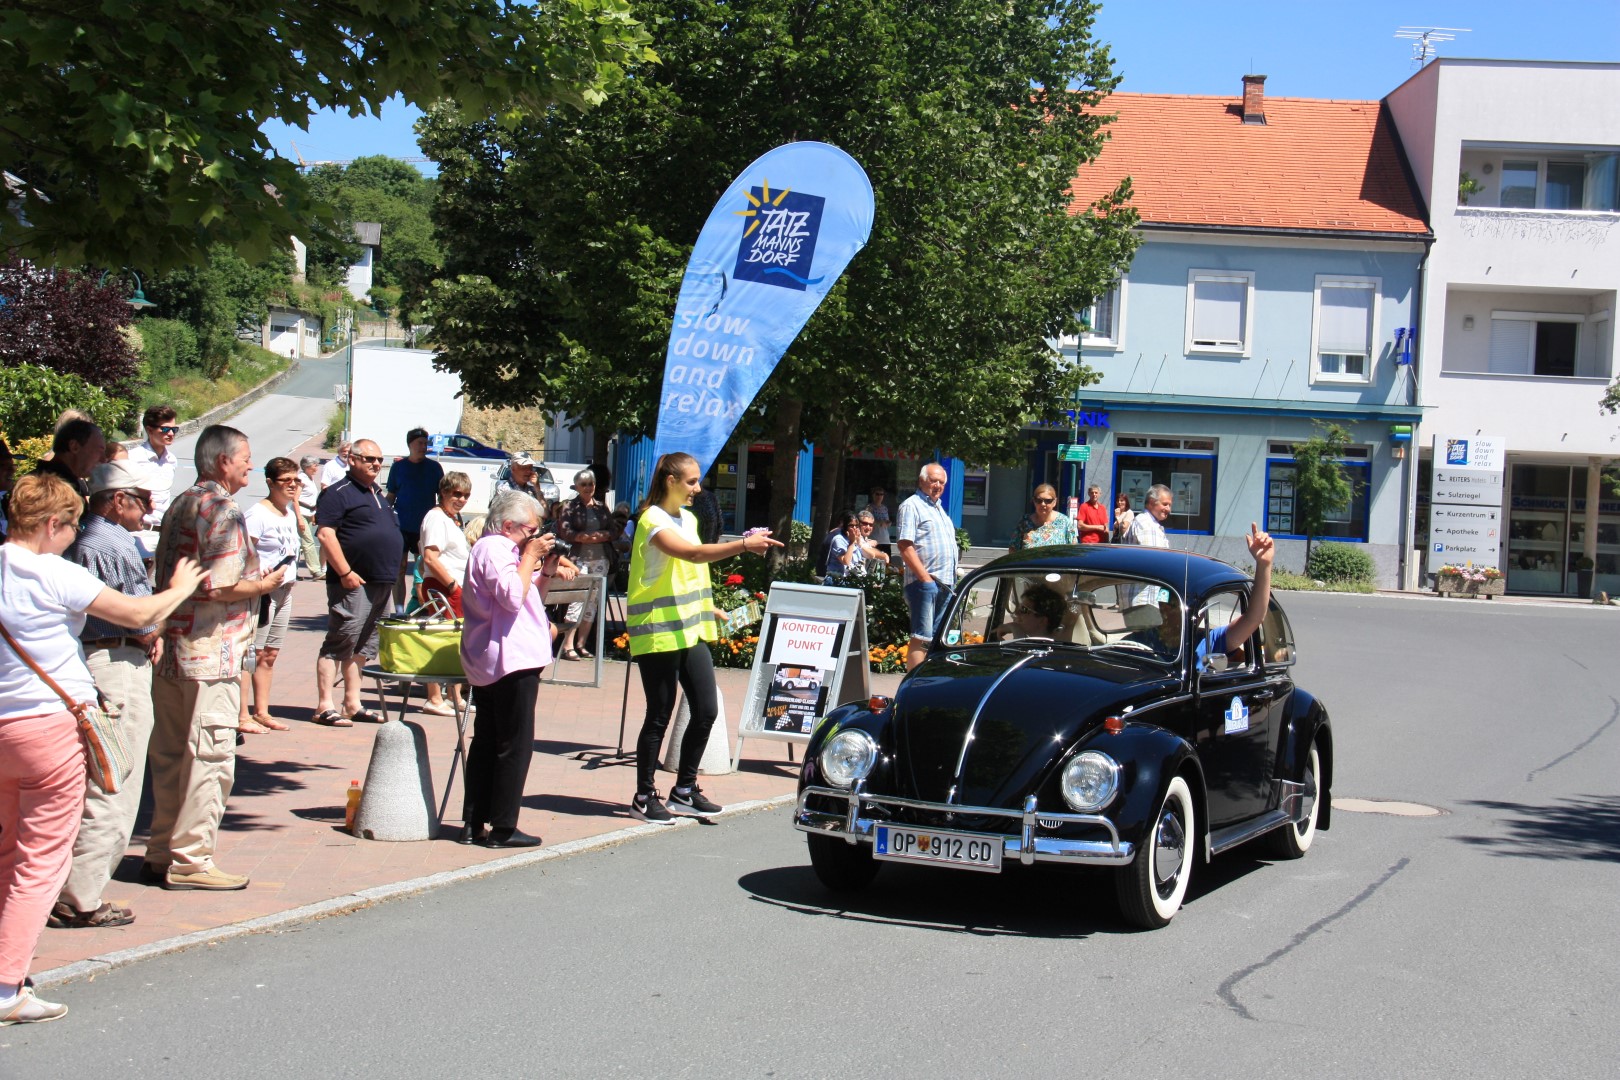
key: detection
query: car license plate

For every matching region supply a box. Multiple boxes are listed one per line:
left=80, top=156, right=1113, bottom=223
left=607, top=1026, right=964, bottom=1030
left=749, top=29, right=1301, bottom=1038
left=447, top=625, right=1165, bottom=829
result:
left=873, top=824, right=1003, bottom=873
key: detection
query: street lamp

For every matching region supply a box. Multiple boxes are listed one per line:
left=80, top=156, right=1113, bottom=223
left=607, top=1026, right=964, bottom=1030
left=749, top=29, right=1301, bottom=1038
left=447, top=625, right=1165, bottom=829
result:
left=98, top=268, right=158, bottom=310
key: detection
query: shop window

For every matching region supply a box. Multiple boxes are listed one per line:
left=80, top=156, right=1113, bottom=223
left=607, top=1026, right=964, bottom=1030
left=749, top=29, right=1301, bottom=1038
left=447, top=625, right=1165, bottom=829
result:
left=1115, top=441, right=1217, bottom=535
left=1185, top=270, right=1254, bottom=355
left=1312, top=276, right=1378, bottom=384
left=1263, top=457, right=1371, bottom=542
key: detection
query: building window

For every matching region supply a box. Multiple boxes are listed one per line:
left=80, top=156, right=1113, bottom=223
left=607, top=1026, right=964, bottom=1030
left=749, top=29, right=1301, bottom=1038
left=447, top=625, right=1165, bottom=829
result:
left=1082, top=279, right=1125, bottom=349
left=1264, top=455, right=1371, bottom=543
left=1488, top=311, right=1586, bottom=377
left=1312, top=276, right=1379, bottom=384
left=1185, top=270, right=1254, bottom=355
left=1115, top=440, right=1218, bottom=535
left=1480, top=152, right=1620, bottom=212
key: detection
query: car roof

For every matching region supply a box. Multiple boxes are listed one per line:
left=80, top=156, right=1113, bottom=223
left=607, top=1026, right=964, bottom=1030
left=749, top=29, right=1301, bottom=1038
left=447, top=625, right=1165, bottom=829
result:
left=975, top=544, right=1253, bottom=599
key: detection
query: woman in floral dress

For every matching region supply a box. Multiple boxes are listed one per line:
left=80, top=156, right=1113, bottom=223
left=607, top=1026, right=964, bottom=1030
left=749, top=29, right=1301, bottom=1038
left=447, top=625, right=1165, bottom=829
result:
left=1008, top=483, right=1078, bottom=552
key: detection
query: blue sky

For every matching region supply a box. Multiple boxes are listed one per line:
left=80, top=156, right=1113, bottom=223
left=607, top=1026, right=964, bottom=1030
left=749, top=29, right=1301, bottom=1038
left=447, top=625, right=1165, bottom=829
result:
left=259, top=0, right=1620, bottom=174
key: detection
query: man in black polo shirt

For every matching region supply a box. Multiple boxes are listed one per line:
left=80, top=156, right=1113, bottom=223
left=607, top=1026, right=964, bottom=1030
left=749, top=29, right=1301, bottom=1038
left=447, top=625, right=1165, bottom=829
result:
left=312, top=438, right=403, bottom=725
left=31, top=418, right=105, bottom=502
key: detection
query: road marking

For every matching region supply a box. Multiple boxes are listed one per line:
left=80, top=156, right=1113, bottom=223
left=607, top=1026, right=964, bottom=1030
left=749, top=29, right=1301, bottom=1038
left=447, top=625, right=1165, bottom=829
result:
left=1332, top=798, right=1445, bottom=817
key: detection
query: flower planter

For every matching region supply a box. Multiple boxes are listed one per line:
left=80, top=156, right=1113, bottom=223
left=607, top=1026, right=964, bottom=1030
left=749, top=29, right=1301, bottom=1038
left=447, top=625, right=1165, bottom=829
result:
left=1436, top=573, right=1505, bottom=599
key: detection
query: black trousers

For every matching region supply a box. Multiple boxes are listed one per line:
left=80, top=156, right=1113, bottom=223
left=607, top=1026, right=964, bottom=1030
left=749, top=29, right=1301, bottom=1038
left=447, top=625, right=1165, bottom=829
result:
left=635, top=643, right=719, bottom=794
left=463, top=667, right=541, bottom=830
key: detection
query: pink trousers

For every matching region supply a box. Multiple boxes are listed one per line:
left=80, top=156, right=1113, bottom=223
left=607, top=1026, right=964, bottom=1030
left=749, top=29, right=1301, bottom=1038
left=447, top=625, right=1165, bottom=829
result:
left=0, top=710, right=86, bottom=984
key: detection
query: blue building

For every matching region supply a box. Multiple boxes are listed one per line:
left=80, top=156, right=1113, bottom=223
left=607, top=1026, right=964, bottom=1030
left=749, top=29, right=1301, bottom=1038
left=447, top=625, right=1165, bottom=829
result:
left=971, top=76, right=1432, bottom=586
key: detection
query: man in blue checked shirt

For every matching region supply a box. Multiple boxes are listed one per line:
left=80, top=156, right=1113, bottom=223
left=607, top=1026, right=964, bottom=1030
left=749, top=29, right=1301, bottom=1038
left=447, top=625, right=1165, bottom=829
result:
left=897, top=462, right=958, bottom=671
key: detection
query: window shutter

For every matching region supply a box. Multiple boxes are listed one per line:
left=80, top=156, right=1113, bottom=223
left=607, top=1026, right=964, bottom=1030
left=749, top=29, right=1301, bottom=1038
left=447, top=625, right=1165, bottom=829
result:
left=1488, top=318, right=1533, bottom=373
left=1318, top=285, right=1373, bottom=355
left=1192, top=279, right=1246, bottom=345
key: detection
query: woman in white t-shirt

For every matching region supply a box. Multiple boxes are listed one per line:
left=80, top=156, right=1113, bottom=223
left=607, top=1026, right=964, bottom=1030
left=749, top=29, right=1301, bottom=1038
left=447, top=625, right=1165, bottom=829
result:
left=0, top=474, right=203, bottom=1026
left=238, top=457, right=301, bottom=734
left=417, top=472, right=473, bottom=716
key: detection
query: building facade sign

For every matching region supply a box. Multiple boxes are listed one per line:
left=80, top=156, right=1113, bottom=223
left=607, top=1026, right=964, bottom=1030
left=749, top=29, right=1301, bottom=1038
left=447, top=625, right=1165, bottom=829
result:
left=1428, top=434, right=1505, bottom=573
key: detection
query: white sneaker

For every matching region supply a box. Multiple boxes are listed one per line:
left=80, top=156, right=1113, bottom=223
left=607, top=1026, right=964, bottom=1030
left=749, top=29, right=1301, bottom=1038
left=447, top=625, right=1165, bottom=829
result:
left=0, top=987, right=68, bottom=1026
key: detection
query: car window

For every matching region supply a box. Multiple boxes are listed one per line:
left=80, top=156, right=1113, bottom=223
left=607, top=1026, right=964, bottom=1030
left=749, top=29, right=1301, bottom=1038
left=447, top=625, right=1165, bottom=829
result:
left=940, top=570, right=1183, bottom=661
left=1258, top=597, right=1296, bottom=668
left=1196, top=588, right=1250, bottom=674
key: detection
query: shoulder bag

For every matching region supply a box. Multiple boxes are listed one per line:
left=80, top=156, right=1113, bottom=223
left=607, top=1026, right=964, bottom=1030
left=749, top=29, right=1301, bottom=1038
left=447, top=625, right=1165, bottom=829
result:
left=0, top=621, right=132, bottom=794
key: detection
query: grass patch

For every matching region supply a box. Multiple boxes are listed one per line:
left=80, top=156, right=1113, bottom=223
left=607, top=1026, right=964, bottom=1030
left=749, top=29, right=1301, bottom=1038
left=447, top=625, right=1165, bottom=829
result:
left=1270, top=569, right=1377, bottom=594
left=143, top=346, right=289, bottom=429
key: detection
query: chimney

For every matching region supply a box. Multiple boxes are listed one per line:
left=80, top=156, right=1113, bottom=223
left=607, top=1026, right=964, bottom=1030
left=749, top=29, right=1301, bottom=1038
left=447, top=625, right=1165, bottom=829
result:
left=1241, top=74, right=1267, bottom=125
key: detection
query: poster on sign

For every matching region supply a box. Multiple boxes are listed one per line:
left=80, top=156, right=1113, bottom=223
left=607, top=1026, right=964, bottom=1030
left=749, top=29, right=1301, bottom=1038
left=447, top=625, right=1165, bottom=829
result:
left=763, top=666, right=826, bottom=734
left=735, top=582, right=870, bottom=766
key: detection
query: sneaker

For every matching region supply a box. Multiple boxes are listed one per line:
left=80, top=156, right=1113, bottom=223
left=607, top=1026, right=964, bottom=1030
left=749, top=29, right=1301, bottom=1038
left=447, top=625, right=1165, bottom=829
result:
left=0, top=987, right=68, bottom=1026
left=668, top=786, right=723, bottom=817
left=630, top=790, right=675, bottom=825
left=163, top=866, right=250, bottom=891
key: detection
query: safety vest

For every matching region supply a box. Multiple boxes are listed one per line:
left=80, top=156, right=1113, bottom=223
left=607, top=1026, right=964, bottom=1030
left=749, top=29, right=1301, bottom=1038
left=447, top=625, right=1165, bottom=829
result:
left=627, top=506, right=717, bottom=656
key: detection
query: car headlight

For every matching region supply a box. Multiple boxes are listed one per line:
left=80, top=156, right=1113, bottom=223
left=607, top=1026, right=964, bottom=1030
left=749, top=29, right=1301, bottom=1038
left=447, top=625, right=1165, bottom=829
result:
left=819, top=730, right=878, bottom=788
left=1060, top=751, right=1120, bottom=812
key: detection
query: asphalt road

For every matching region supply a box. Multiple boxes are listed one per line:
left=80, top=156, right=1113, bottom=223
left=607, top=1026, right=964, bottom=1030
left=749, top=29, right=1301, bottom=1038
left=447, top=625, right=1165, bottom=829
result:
left=5, top=593, right=1616, bottom=1077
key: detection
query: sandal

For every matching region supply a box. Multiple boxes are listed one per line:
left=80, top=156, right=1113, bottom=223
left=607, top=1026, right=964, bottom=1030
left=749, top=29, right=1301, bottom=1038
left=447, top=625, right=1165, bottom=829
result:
left=349, top=709, right=385, bottom=724
left=238, top=717, right=270, bottom=735
left=313, top=709, right=354, bottom=727
left=46, top=900, right=135, bottom=929
left=559, top=648, right=582, bottom=662
left=254, top=714, right=290, bottom=731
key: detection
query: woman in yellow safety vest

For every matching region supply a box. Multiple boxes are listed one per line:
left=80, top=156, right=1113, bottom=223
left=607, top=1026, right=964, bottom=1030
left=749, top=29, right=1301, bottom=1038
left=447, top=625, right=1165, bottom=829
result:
left=628, top=452, right=781, bottom=823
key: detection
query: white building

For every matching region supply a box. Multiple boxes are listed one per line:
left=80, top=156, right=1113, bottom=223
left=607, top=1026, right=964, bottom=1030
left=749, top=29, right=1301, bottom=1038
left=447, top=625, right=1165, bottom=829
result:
left=1386, top=59, right=1620, bottom=597
left=344, top=221, right=381, bottom=302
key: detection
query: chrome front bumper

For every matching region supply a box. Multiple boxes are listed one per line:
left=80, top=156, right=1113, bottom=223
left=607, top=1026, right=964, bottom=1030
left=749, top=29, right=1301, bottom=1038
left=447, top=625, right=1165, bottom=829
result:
left=794, top=782, right=1136, bottom=867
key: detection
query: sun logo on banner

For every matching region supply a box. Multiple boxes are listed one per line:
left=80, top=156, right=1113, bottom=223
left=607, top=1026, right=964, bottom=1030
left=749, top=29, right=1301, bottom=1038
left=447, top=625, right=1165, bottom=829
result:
left=733, top=177, right=826, bottom=292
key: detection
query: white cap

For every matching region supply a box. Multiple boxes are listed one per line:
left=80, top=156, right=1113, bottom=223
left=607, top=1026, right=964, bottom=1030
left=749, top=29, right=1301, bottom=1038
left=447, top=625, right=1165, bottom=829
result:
left=89, top=460, right=157, bottom=496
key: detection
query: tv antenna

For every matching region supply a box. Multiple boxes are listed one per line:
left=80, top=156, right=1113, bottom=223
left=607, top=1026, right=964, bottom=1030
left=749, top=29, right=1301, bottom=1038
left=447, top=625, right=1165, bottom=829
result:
left=1395, top=27, right=1471, bottom=66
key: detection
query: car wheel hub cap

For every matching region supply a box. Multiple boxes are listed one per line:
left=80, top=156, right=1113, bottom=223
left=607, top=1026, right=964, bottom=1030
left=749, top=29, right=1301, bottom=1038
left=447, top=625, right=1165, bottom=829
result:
left=1154, top=807, right=1185, bottom=886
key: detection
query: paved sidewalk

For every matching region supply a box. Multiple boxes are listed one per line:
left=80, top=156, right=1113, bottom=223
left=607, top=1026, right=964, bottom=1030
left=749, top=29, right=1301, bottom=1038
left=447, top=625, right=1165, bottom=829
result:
left=34, top=568, right=899, bottom=979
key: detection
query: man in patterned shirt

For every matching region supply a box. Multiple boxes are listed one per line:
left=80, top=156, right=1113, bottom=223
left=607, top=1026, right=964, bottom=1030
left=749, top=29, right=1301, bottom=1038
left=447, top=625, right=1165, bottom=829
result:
left=897, top=462, right=958, bottom=671
left=145, top=425, right=287, bottom=892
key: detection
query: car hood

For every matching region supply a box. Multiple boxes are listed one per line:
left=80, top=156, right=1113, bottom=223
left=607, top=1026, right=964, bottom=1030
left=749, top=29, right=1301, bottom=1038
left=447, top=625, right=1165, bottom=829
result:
left=890, top=648, right=1179, bottom=808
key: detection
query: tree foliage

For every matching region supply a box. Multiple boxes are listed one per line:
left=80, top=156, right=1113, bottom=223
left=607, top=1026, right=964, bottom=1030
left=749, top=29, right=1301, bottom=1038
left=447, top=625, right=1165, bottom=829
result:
left=0, top=362, right=128, bottom=441
left=147, top=245, right=292, bottom=376
left=301, top=158, right=441, bottom=312
left=420, top=0, right=1138, bottom=537
left=0, top=0, right=655, bottom=272
left=1290, top=423, right=1357, bottom=565
left=0, top=259, right=140, bottom=394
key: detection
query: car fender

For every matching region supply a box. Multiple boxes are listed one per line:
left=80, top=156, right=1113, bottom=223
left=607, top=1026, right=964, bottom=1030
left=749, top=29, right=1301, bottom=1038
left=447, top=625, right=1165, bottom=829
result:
left=1068, top=723, right=1208, bottom=859
left=1275, top=688, right=1333, bottom=831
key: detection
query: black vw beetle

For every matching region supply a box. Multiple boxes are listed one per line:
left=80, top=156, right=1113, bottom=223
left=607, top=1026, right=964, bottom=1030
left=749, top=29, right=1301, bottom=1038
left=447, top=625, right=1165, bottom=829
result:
left=794, top=545, right=1331, bottom=928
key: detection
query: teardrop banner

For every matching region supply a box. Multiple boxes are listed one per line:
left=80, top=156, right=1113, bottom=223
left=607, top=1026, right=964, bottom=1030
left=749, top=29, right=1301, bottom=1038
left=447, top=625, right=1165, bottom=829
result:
left=652, top=142, right=875, bottom=475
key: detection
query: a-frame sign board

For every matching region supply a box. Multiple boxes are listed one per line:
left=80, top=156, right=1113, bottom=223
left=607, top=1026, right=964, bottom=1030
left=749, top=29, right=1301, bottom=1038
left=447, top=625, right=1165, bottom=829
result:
left=732, top=582, right=870, bottom=769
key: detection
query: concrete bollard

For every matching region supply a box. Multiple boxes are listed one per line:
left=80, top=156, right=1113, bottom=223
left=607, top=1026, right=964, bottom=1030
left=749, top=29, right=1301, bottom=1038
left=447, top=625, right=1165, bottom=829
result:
left=353, top=719, right=439, bottom=841
left=660, top=686, right=734, bottom=776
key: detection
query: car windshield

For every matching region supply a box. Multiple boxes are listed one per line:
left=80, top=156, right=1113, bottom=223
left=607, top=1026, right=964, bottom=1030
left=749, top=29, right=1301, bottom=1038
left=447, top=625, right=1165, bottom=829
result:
left=941, top=569, right=1186, bottom=663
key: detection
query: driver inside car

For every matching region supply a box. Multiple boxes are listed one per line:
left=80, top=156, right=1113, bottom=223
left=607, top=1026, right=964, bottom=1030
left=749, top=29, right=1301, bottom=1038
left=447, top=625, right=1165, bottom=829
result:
left=1127, top=524, right=1275, bottom=665
left=991, top=582, right=1066, bottom=640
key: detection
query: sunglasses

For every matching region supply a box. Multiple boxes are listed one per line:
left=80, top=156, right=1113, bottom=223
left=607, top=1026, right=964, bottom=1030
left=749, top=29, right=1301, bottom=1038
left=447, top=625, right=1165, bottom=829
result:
left=353, top=454, right=384, bottom=465
left=1033, top=497, right=1056, bottom=506
left=154, top=425, right=180, bottom=435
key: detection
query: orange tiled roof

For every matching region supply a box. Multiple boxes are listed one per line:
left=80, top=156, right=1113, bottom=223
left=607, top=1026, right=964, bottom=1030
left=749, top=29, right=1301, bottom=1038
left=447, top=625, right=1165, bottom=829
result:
left=1068, top=92, right=1429, bottom=235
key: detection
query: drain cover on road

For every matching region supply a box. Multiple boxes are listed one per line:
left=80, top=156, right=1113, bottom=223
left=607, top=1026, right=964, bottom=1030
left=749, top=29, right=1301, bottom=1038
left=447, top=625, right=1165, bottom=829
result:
left=1332, top=798, right=1446, bottom=817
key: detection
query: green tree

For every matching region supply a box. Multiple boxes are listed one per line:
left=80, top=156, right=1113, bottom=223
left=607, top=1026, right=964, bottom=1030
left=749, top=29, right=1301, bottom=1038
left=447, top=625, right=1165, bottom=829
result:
left=148, top=245, right=293, bottom=376
left=0, top=0, right=654, bottom=273
left=299, top=158, right=441, bottom=313
left=419, top=0, right=1138, bottom=546
left=1290, top=423, right=1357, bottom=568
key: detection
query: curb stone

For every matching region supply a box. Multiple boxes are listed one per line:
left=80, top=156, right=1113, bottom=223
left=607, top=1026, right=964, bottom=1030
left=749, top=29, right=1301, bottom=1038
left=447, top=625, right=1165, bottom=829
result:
left=32, top=793, right=797, bottom=990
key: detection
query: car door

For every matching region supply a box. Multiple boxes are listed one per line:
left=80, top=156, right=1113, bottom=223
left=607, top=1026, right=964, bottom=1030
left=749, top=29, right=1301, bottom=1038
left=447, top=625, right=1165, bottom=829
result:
left=1255, top=596, right=1299, bottom=811
left=1192, top=588, right=1276, bottom=827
